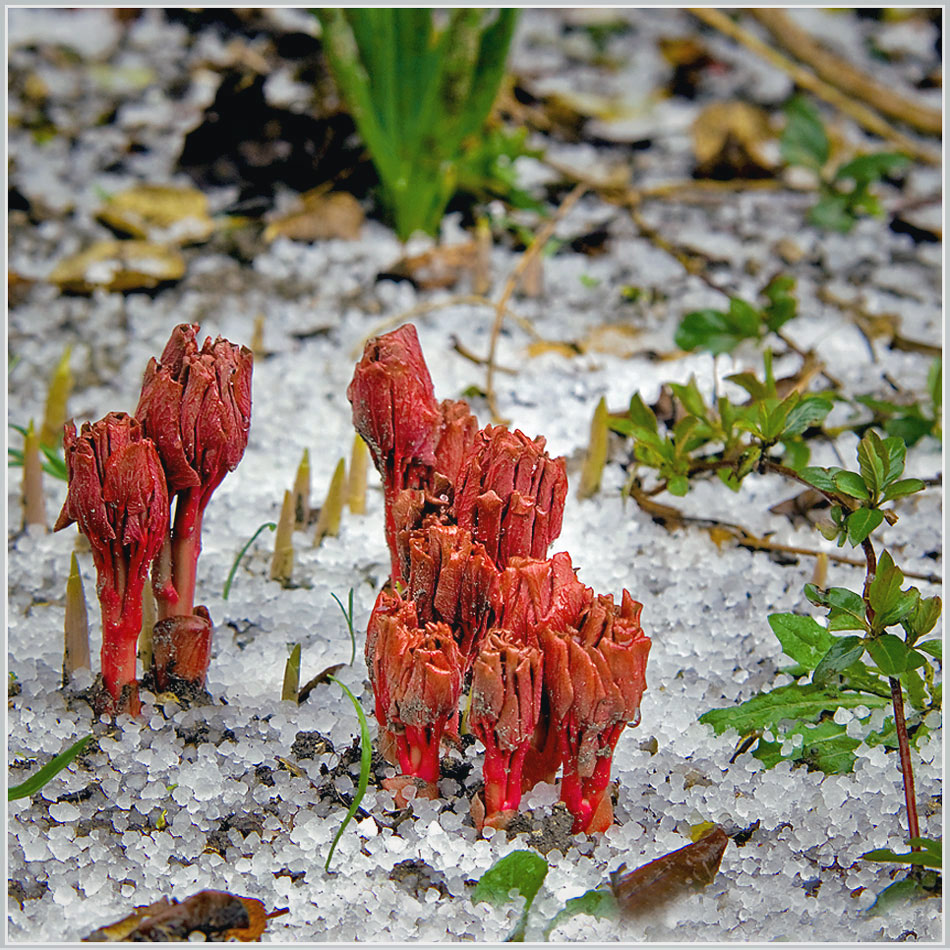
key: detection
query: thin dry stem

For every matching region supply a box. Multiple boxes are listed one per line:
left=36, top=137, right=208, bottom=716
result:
left=689, top=8, right=940, bottom=166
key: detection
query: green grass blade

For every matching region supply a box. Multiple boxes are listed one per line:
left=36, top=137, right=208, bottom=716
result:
left=324, top=676, right=372, bottom=872
left=222, top=522, right=277, bottom=600
left=8, top=735, right=93, bottom=800
left=331, top=589, right=357, bottom=665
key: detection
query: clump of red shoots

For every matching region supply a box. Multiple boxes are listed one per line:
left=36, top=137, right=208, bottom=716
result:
left=349, top=325, right=651, bottom=834
left=55, top=413, right=168, bottom=715
left=54, top=325, right=252, bottom=715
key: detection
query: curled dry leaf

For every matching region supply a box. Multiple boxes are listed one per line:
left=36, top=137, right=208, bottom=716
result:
left=83, top=889, right=288, bottom=942
left=692, top=101, right=776, bottom=179
left=50, top=240, right=185, bottom=294
left=609, top=826, right=729, bottom=919
left=97, top=184, right=214, bottom=245
left=264, top=189, right=364, bottom=243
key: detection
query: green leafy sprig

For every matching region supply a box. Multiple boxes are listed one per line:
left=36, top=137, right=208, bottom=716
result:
left=781, top=95, right=909, bottom=233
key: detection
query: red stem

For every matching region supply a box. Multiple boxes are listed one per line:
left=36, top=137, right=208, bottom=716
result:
left=889, top=675, right=921, bottom=847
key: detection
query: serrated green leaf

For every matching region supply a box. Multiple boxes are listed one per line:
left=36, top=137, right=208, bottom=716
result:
left=768, top=613, right=834, bottom=670
left=805, top=586, right=868, bottom=628
left=543, top=888, right=619, bottom=940
left=699, top=683, right=886, bottom=736
left=813, top=636, right=866, bottom=686
left=796, top=719, right=863, bottom=773
left=833, top=470, right=869, bottom=500
left=867, top=551, right=902, bottom=616
left=866, top=634, right=910, bottom=676
left=783, top=397, right=832, bottom=437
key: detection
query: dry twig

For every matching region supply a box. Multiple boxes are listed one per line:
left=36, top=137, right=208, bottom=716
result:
left=690, top=8, right=940, bottom=166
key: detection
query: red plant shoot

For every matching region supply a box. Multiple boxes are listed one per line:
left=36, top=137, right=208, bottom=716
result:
left=136, top=324, right=252, bottom=687
left=55, top=413, right=168, bottom=714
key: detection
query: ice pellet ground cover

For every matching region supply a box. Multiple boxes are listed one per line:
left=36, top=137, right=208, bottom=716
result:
left=7, top=6, right=943, bottom=944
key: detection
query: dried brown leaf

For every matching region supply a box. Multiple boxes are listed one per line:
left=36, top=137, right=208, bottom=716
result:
left=264, top=190, right=364, bottom=243
left=609, top=826, right=729, bottom=919
left=97, top=185, right=214, bottom=244
left=50, top=240, right=185, bottom=294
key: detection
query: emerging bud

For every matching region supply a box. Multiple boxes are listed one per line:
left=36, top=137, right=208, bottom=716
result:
left=469, top=630, right=543, bottom=826
left=454, top=425, right=568, bottom=569
left=137, top=324, right=253, bottom=690
left=406, top=525, right=501, bottom=660
left=496, top=552, right=593, bottom=648
left=55, top=412, right=168, bottom=714
left=540, top=590, right=650, bottom=833
left=136, top=323, right=253, bottom=497
left=347, top=325, right=441, bottom=582
left=368, top=592, right=463, bottom=790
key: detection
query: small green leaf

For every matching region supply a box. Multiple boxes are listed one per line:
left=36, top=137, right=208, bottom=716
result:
left=781, top=95, right=829, bottom=170
left=669, top=378, right=707, bottom=419
left=864, top=872, right=940, bottom=917
left=767, top=613, right=833, bottom=670
left=8, top=735, right=94, bottom=800
left=857, top=432, right=886, bottom=498
left=916, top=639, right=942, bottom=661
left=780, top=438, right=809, bottom=472
left=813, top=636, right=866, bottom=687
left=725, top=371, right=768, bottom=402
left=727, top=296, right=762, bottom=337
left=800, top=466, right=842, bottom=493
left=783, top=397, right=832, bottom=437
left=804, top=585, right=868, bottom=631
left=833, top=470, right=869, bottom=500
left=834, top=153, right=909, bottom=187
left=543, top=888, right=619, bottom=940
left=675, top=308, right=750, bottom=355
left=667, top=475, right=690, bottom=496
left=927, top=359, right=942, bottom=413
left=867, top=551, right=904, bottom=620
left=627, top=392, right=658, bottom=432
left=902, top=595, right=942, bottom=642
left=846, top=507, right=884, bottom=546
left=808, top=193, right=855, bottom=232
left=881, top=478, right=924, bottom=502
left=474, top=850, right=548, bottom=941
left=881, top=437, right=907, bottom=484
left=866, top=634, right=910, bottom=676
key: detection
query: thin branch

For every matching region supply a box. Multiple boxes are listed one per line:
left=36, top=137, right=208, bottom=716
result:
left=485, top=181, right=588, bottom=423
left=689, top=8, right=940, bottom=166
left=750, top=9, right=941, bottom=137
